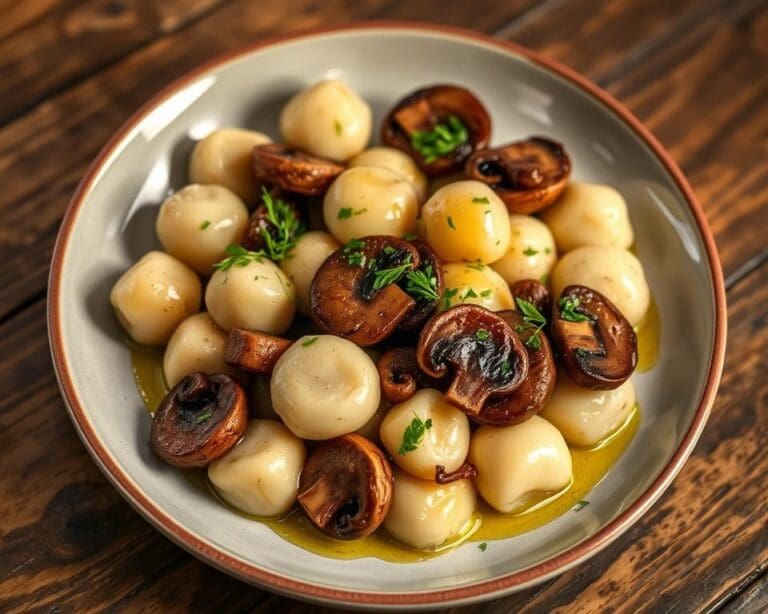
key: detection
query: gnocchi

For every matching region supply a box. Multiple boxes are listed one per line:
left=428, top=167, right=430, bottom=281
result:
left=491, top=214, right=557, bottom=285
left=163, top=312, right=234, bottom=387
left=349, top=147, right=428, bottom=201
left=280, top=231, right=340, bottom=315
left=441, top=262, right=514, bottom=311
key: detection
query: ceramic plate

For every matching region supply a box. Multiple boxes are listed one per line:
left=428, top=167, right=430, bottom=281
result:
left=48, top=23, right=726, bottom=609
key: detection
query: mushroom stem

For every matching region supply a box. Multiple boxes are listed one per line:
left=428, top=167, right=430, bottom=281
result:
left=296, top=475, right=341, bottom=529
left=435, top=462, right=478, bottom=484
left=445, top=372, right=492, bottom=416
left=224, top=328, right=293, bottom=374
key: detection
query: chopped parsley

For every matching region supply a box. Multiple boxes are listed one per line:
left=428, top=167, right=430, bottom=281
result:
left=516, top=297, right=547, bottom=351
left=405, top=265, right=440, bottom=302
left=523, top=247, right=539, bottom=257
left=343, top=238, right=367, bottom=267
left=480, top=289, right=492, bottom=297
left=465, top=261, right=485, bottom=271
left=402, top=232, right=418, bottom=241
left=256, top=187, right=304, bottom=261
left=372, top=258, right=413, bottom=291
left=475, top=329, right=490, bottom=341
left=441, top=287, right=459, bottom=310
left=301, top=336, right=319, bottom=347
left=410, top=116, right=469, bottom=163
left=199, top=220, right=211, bottom=230
left=338, top=207, right=367, bottom=219
left=574, top=500, right=590, bottom=511
left=559, top=297, right=591, bottom=322
left=194, top=411, right=213, bottom=424
left=398, top=414, right=433, bottom=455
left=472, top=196, right=489, bottom=204
left=447, top=216, right=456, bottom=230
left=500, top=359, right=511, bottom=376
left=334, top=119, right=343, bottom=136
left=463, top=288, right=478, bottom=299
left=214, top=244, right=265, bottom=271
left=478, top=542, right=488, bottom=552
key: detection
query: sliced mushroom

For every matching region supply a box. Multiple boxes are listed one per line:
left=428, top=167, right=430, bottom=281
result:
left=310, top=236, right=420, bottom=346
left=297, top=434, right=393, bottom=540
left=150, top=372, right=248, bottom=468
left=224, top=328, right=293, bottom=374
left=381, top=85, right=491, bottom=176
left=473, top=309, right=557, bottom=426
left=510, top=278, right=552, bottom=315
left=242, top=188, right=304, bottom=252
left=465, top=137, right=571, bottom=214
left=397, top=240, right=444, bottom=332
left=252, top=143, right=345, bottom=195
left=550, top=285, right=638, bottom=389
left=435, top=462, right=478, bottom=484
left=377, top=347, right=444, bottom=403
left=417, top=305, right=529, bottom=415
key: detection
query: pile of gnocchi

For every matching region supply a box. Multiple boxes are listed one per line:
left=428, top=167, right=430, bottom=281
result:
left=110, top=79, right=651, bottom=552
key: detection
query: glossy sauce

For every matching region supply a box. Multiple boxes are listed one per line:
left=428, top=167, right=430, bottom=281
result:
left=635, top=296, right=660, bottom=372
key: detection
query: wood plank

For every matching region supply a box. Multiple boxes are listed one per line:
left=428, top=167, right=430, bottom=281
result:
left=720, top=571, right=768, bottom=613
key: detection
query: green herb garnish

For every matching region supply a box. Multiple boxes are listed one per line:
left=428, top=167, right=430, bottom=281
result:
left=200, top=220, right=211, bottom=230
left=463, top=288, right=478, bottom=299
left=302, top=336, right=318, bottom=347
left=257, top=187, right=304, bottom=261
left=410, top=116, right=469, bottom=164
left=441, top=287, right=459, bottom=310
left=559, top=297, right=591, bottom=322
left=405, top=265, right=440, bottom=302
left=516, top=297, right=547, bottom=351
left=194, top=411, right=213, bottom=424
left=475, top=329, right=490, bottom=341
left=372, top=257, right=413, bottom=291
left=500, top=359, right=511, bottom=376
left=338, top=207, right=367, bottom=220
left=343, top=238, right=367, bottom=267
left=465, top=261, right=485, bottom=271
left=447, top=216, right=456, bottom=230
left=480, top=289, right=492, bottom=297
left=478, top=542, right=488, bottom=551
left=398, top=414, right=433, bottom=455
left=214, top=244, right=265, bottom=271
left=402, top=232, right=418, bottom=241
left=334, top=119, right=343, bottom=136
left=523, top=247, right=539, bottom=256
left=574, top=500, right=590, bottom=511
left=472, top=196, right=489, bottom=204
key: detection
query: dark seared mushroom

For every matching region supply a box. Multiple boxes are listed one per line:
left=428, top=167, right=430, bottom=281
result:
left=377, top=347, right=444, bottom=403
left=297, top=434, right=393, bottom=540
left=435, top=462, right=478, bottom=484
left=381, top=85, right=491, bottom=176
left=473, top=310, right=557, bottom=426
left=224, top=328, right=293, bottom=374
left=417, top=305, right=529, bottom=416
left=465, top=137, right=570, bottom=214
left=310, top=236, right=420, bottom=346
left=242, top=189, right=304, bottom=252
left=397, top=240, right=444, bottom=332
left=510, top=278, right=552, bottom=316
left=150, top=372, right=248, bottom=468
left=252, top=143, right=344, bottom=196
left=550, top=285, right=638, bottom=389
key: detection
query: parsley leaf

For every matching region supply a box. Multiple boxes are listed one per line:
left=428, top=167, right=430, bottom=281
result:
left=559, top=297, right=591, bottom=322
left=475, top=329, right=490, bottom=341
left=338, top=207, right=366, bottom=219
left=478, top=542, right=488, bottom=551
left=343, top=238, right=366, bottom=268
left=463, top=288, right=478, bottom=299
left=480, top=289, right=492, bottom=297
left=256, top=187, right=304, bottom=261
left=334, top=119, right=343, bottom=136
left=398, top=414, right=433, bottom=455
left=194, top=411, right=213, bottom=424
left=465, top=261, right=485, bottom=271
left=372, top=257, right=413, bottom=291
left=301, top=336, right=318, bottom=347
left=405, top=265, right=440, bottom=302
left=214, top=244, right=265, bottom=271
left=523, top=247, right=539, bottom=257
left=472, top=196, right=489, bottom=204
left=441, top=287, right=459, bottom=310
left=410, top=116, right=469, bottom=163
left=574, top=500, right=590, bottom=511
left=447, top=216, right=456, bottom=230
left=516, top=297, right=547, bottom=351
left=200, top=220, right=211, bottom=230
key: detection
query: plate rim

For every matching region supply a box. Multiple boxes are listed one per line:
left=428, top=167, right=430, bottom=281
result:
left=46, top=21, right=727, bottom=608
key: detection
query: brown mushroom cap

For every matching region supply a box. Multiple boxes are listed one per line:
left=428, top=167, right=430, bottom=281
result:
left=464, top=137, right=571, bottom=214
left=150, top=372, right=248, bottom=468
left=297, top=434, right=393, bottom=540
left=473, top=310, right=557, bottom=426
left=242, top=190, right=304, bottom=252
left=310, top=236, right=420, bottom=346
left=224, top=328, right=293, bottom=374
left=397, top=240, right=444, bottom=333
left=376, top=347, right=445, bottom=403
left=252, top=143, right=345, bottom=196
left=550, top=285, right=638, bottom=389
left=381, top=85, right=491, bottom=176
left=417, top=304, right=529, bottom=416
left=510, top=278, right=552, bottom=316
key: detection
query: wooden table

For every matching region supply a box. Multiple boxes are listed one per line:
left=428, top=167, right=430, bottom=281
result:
left=1, top=1, right=766, bottom=611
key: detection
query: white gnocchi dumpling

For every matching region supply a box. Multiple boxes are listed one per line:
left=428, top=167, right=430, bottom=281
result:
left=110, top=251, right=201, bottom=346
left=208, top=420, right=306, bottom=517
left=442, top=262, right=514, bottom=311
left=163, top=312, right=235, bottom=387
left=205, top=258, right=296, bottom=334
left=349, top=147, right=428, bottom=201
left=379, top=389, right=470, bottom=480
left=541, top=376, right=636, bottom=446
left=156, top=184, right=249, bottom=274
left=541, top=182, right=634, bottom=252
left=384, top=471, right=476, bottom=550
left=279, top=79, right=372, bottom=162
left=550, top=245, right=650, bottom=325
left=270, top=335, right=380, bottom=440
left=491, top=214, right=557, bottom=285
left=421, top=181, right=510, bottom=263
left=470, top=416, right=572, bottom=514
left=323, top=166, right=419, bottom=244
left=280, top=231, right=340, bottom=315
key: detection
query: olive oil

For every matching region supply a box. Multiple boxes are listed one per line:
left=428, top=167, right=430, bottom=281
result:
left=131, top=348, right=640, bottom=563
left=635, top=296, right=661, bottom=372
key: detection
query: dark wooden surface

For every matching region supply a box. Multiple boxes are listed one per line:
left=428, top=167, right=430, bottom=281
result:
left=1, top=0, right=766, bottom=611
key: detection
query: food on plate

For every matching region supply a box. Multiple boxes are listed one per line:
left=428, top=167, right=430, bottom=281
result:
left=349, top=146, right=428, bottom=201
left=163, top=312, right=235, bottom=387
left=490, top=213, right=557, bottom=285
left=279, top=231, right=339, bottom=314
left=441, top=262, right=515, bottom=311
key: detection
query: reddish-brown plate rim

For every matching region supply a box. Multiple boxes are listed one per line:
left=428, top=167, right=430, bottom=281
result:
left=47, top=22, right=727, bottom=607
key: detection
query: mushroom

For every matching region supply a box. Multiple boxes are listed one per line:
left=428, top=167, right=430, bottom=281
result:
left=472, top=309, right=557, bottom=426
left=550, top=285, right=638, bottom=389
left=376, top=347, right=445, bottom=403
left=310, top=236, right=420, bottom=346
left=397, top=240, right=444, bottom=332
left=224, top=328, right=293, bottom=374
left=251, top=143, right=345, bottom=195
left=297, top=434, right=393, bottom=540
left=510, top=278, right=552, bottom=316
left=381, top=85, right=491, bottom=175
left=242, top=188, right=304, bottom=252
left=435, top=462, right=478, bottom=484
left=416, top=305, right=529, bottom=415
left=150, top=372, right=248, bottom=468
left=464, top=137, right=571, bottom=214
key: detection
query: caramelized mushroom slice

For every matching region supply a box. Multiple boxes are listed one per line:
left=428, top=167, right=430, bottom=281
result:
left=550, top=285, right=638, bottom=389
left=377, top=347, right=444, bottom=403
left=417, top=305, right=529, bottom=415
left=297, top=434, right=393, bottom=540
left=465, top=137, right=571, bottom=214
left=473, top=310, right=557, bottom=426
left=435, top=462, right=478, bottom=484
left=310, top=236, right=420, bottom=346
left=224, top=328, right=293, bottom=374
left=151, top=372, right=248, bottom=468
left=381, top=85, right=491, bottom=176
left=242, top=188, right=304, bottom=252
left=397, top=240, right=444, bottom=332
left=510, top=278, right=552, bottom=315
left=252, top=143, right=344, bottom=195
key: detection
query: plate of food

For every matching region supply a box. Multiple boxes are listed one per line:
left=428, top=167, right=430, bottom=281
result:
left=48, top=23, right=726, bottom=609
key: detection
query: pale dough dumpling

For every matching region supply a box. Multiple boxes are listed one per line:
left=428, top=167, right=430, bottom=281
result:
left=470, top=416, right=572, bottom=514
left=349, top=147, right=428, bottom=202
left=208, top=420, right=306, bottom=517
left=541, top=182, right=634, bottom=252
left=491, top=214, right=557, bottom=285
left=384, top=471, right=476, bottom=550
left=323, top=166, right=419, bottom=243
left=205, top=258, right=296, bottom=334
left=280, top=231, right=340, bottom=315
left=156, top=184, right=249, bottom=274
left=189, top=128, right=272, bottom=203
left=541, top=376, right=636, bottom=446
left=442, top=262, right=514, bottom=311
left=355, top=396, right=391, bottom=443
left=110, top=251, right=201, bottom=346
left=163, top=312, right=235, bottom=387
left=270, top=335, right=380, bottom=440
left=421, top=181, right=510, bottom=263
left=279, top=79, right=372, bottom=162
left=379, top=389, right=470, bottom=480
left=550, top=246, right=650, bottom=325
